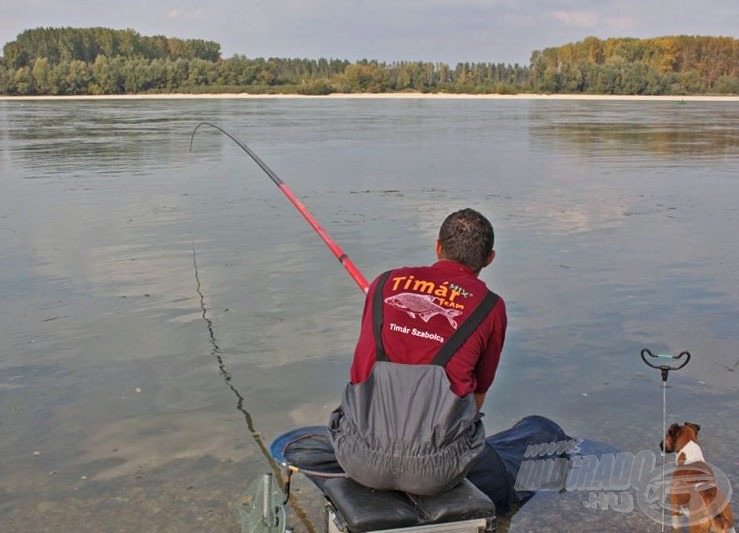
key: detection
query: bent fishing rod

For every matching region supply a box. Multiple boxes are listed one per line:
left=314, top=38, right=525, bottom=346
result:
left=189, top=122, right=370, bottom=294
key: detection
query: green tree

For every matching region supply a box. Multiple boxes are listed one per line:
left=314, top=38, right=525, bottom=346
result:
left=91, top=54, right=124, bottom=93
left=13, top=66, right=34, bottom=94
left=258, top=61, right=277, bottom=85
left=66, top=60, right=93, bottom=94
left=31, top=57, right=51, bottom=94
left=341, top=62, right=390, bottom=92
left=714, top=75, right=739, bottom=94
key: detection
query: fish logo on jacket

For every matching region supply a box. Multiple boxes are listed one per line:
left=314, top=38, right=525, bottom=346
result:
left=384, top=293, right=463, bottom=329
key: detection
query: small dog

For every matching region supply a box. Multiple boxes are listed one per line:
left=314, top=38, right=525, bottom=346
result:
left=660, top=422, right=734, bottom=532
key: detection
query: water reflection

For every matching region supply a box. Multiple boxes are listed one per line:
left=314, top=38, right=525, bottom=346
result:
left=528, top=101, right=739, bottom=161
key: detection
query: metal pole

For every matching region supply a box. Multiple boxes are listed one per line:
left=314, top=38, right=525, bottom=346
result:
left=262, top=473, right=273, bottom=526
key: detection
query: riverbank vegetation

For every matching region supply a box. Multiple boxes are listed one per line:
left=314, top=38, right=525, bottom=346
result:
left=2, top=27, right=738, bottom=96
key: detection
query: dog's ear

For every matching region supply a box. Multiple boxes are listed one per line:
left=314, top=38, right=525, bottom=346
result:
left=685, top=422, right=701, bottom=433
left=662, top=423, right=680, bottom=453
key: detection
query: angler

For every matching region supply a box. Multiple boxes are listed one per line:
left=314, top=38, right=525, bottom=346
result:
left=192, top=124, right=603, bottom=533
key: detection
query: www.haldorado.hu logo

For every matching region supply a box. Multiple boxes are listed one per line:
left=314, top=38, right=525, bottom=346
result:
left=514, top=439, right=733, bottom=527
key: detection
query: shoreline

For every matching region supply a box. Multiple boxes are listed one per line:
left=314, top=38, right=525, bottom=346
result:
left=2, top=92, right=739, bottom=102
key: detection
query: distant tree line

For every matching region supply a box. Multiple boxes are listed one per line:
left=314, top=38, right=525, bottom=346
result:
left=3, top=27, right=221, bottom=67
left=1, top=28, right=738, bottom=96
left=530, top=35, right=739, bottom=94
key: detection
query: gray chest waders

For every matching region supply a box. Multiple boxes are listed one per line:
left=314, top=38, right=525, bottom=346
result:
left=330, top=270, right=499, bottom=495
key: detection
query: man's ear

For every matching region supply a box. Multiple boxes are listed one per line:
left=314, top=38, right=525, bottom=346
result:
left=436, top=239, right=443, bottom=259
left=486, top=250, right=496, bottom=266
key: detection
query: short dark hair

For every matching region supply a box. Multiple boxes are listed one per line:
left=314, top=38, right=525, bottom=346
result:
left=438, top=208, right=494, bottom=272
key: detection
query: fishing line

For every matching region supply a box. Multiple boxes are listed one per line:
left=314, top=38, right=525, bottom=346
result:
left=190, top=238, right=274, bottom=467
left=188, top=122, right=373, bottom=531
left=189, top=224, right=314, bottom=532
left=189, top=121, right=370, bottom=294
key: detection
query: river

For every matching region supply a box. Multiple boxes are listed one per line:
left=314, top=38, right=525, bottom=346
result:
left=1, top=96, right=737, bottom=532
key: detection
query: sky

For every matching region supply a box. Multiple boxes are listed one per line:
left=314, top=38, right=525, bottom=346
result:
left=2, top=1, right=738, bottom=66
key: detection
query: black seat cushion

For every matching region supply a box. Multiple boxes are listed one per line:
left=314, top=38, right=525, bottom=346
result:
left=323, top=477, right=420, bottom=531
left=323, top=478, right=495, bottom=532
left=410, top=479, right=495, bottom=523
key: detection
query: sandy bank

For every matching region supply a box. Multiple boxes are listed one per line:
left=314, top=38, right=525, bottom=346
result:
left=2, top=92, right=739, bottom=102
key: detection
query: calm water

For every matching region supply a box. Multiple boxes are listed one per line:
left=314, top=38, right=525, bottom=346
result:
left=1, top=97, right=738, bottom=532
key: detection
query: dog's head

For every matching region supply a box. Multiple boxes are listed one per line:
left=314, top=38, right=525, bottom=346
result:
left=660, top=422, right=701, bottom=453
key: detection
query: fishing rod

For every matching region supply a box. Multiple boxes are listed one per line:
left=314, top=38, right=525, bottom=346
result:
left=189, top=122, right=370, bottom=294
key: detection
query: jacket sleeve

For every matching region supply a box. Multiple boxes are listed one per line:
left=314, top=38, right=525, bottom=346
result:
left=473, top=297, right=507, bottom=394
left=349, top=275, right=382, bottom=385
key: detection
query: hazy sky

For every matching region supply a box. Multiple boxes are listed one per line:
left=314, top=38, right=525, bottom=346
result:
left=2, top=1, right=737, bottom=65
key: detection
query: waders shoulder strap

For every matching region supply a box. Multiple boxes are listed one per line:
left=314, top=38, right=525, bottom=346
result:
left=430, top=291, right=499, bottom=368
left=372, top=270, right=394, bottom=362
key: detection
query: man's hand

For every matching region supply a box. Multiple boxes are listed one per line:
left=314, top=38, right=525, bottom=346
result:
left=474, top=392, right=486, bottom=411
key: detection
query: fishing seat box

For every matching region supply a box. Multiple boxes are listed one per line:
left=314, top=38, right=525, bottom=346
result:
left=322, top=477, right=496, bottom=532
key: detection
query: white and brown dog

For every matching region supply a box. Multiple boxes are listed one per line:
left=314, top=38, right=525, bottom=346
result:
left=661, top=422, right=734, bottom=532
